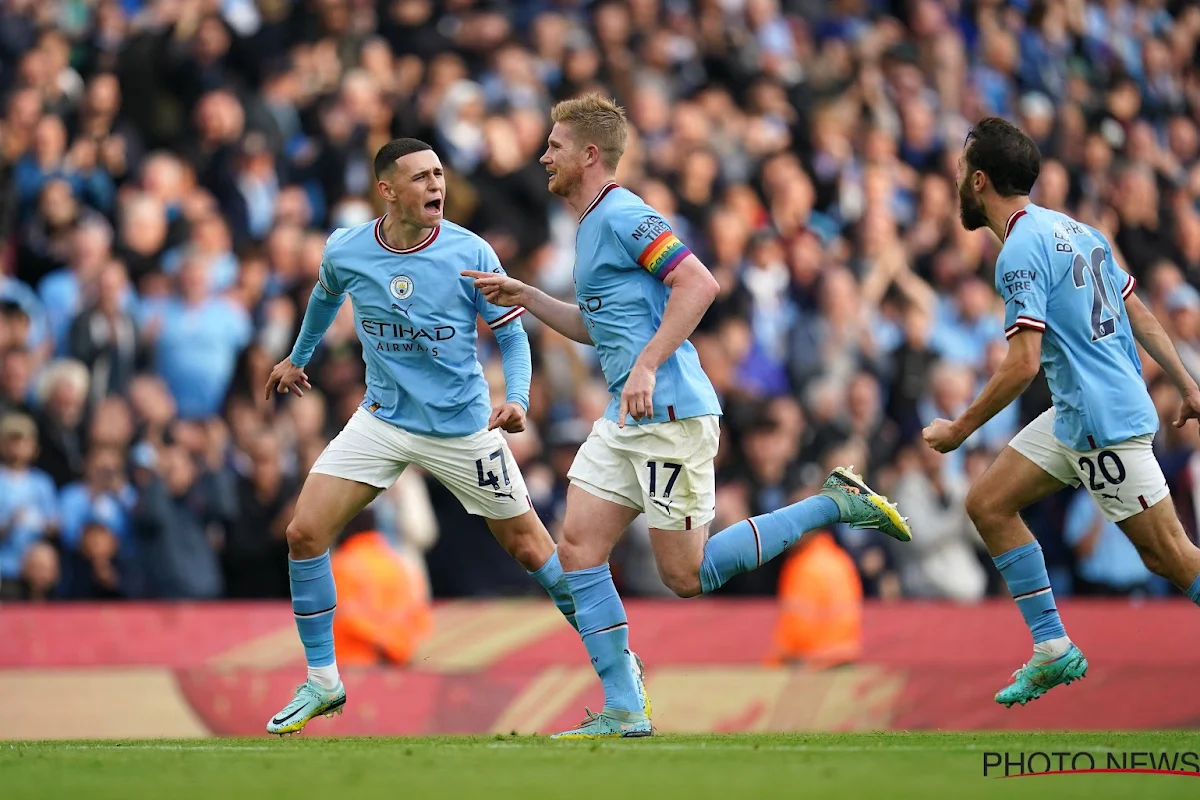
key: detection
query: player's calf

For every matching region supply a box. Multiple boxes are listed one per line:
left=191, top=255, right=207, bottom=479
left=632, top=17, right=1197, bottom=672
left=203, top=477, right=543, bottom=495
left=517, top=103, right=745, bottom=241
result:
left=487, top=510, right=579, bottom=630
left=1118, top=496, right=1200, bottom=605
left=270, top=473, right=381, bottom=735
left=649, top=467, right=910, bottom=599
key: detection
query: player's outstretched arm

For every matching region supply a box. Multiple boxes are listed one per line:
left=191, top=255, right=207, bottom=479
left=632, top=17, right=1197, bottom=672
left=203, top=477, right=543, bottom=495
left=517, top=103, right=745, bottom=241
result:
left=264, top=281, right=345, bottom=399
left=924, top=330, right=1042, bottom=453
left=1125, top=291, right=1200, bottom=426
left=462, top=270, right=591, bottom=344
left=489, top=320, right=532, bottom=432
left=619, top=255, right=720, bottom=425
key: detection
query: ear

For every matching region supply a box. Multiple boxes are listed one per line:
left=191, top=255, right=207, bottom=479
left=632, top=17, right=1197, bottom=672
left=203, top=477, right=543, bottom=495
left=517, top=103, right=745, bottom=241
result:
left=584, top=143, right=602, bottom=168
left=376, top=178, right=395, bottom=203
left=972, top=169, right=987, bottom=193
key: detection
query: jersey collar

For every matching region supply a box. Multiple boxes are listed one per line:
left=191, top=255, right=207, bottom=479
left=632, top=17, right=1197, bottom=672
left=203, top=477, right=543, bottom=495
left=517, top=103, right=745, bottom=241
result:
left=1003, top=207, right=1029, bottom=242
left=375, top=216, right=440, bottom=255
left=578, top=182, right=620, bottom=224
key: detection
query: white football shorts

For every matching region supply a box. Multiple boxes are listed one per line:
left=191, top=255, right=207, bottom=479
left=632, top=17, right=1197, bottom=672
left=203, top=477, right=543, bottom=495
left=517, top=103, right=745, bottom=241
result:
left=1008, top=407, right=1169, bottom=522
left=311, top=407, right=532, bottom=520
left=568, top=414, right=720, bottom=531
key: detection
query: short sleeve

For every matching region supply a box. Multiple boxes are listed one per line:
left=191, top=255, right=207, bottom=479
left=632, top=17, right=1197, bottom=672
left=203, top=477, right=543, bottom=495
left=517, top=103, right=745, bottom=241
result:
left=609, top=206, right=693, bottom=281
left=474, top=242, right=526, bottom=330
left=1105, top=244, right=1137, bottom=301
left=996, top=232, right=1050, bottom=340
left=317, top=230, right=346, bottom=296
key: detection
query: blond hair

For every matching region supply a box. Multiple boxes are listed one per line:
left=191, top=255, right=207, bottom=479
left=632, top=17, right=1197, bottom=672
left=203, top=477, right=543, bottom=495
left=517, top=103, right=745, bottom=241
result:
left=550, top=93, right=628, bottom=172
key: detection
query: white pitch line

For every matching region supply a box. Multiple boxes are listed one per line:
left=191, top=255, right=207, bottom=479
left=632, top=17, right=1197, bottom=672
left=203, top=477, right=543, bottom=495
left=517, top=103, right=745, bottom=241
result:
left=13, top=742, right=1137, bottom=755
left=476, top=742, right=1125, bottom=754
left=46, top=744, right=275, bottom=752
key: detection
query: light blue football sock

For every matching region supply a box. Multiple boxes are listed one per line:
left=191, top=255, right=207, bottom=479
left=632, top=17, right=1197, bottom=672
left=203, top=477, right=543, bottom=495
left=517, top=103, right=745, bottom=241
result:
left=566, top=564, right=642, bottom=715
left=699, top=495, right=840, bottom=594
left=529, top=550, right=578, bottom=631
left=1187, top=573, right=1200, bottom=607
left=290, top=551, right=337, bottom=668
left=993, top=540, right=1066, bottom=644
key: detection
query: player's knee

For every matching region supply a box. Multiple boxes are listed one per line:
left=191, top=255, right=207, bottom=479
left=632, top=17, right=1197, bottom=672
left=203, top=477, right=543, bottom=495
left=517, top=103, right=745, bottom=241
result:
left=505, top=535, right=545, bottom=572
left=965, top=483, right=1002, bottom=529
left=285, top=517, right=327, bottom=559
left=658, top=565, right=702, bottom=598
left=1133, top=526, right=1190, bottom=583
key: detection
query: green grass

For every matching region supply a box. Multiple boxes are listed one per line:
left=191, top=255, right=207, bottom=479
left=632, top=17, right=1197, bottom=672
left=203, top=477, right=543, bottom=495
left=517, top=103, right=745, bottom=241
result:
left=5, top=732, right=1200, bottom=800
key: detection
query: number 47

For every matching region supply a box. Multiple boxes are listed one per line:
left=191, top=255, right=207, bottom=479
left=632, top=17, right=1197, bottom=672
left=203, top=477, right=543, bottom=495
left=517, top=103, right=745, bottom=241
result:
left=476, top=449, right=510, bottom=489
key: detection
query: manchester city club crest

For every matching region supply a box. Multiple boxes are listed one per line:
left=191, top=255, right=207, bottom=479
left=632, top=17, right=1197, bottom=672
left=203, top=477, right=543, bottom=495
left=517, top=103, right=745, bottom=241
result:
left=389, top=275, right=414, bottom=301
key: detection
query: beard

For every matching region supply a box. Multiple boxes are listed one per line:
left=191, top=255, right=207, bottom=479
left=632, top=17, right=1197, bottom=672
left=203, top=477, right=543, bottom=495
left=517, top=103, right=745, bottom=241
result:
left=548, top=162, right=582, bottom=198
left=958, top=180, right=989, bottom=231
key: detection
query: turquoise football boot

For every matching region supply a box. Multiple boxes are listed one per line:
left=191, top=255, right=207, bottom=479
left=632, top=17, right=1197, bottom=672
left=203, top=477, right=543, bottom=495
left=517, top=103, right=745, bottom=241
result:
left=631, top=651, right=651, bottom=718
left=551, top=708, right=653, bottom=739
left=996, top=644, right=1088, bottom=707
left=266, top=680, right=346, bottom=735
left=819, top=466, right=912, bottom=542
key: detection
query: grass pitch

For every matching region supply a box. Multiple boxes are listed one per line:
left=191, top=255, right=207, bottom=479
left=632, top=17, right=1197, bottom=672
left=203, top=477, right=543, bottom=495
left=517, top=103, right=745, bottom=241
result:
left=5, top=732, right=1200, bottom=799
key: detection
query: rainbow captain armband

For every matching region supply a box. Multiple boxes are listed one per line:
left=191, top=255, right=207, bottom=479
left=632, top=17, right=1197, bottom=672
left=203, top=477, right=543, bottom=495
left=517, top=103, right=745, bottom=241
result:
left=637, top=230, right=692, bottom=280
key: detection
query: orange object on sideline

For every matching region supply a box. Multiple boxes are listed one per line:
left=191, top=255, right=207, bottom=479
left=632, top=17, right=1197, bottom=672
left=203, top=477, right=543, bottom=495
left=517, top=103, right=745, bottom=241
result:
left=768, top=530, right=863, bottom=668
left=331, top=531, right=432, bottom=666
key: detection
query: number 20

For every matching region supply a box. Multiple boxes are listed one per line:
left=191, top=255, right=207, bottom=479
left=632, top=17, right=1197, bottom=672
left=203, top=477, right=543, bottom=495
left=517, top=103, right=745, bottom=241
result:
left=1072, top=246, right=1122, bottom=342
left=1078, top=450, right=1125, bottom=491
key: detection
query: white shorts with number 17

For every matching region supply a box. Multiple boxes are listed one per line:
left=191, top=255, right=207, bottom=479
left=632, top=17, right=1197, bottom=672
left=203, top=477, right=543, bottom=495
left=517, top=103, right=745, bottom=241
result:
left=310, top=408, right=531, bottom=520
left=568, top=415, right=720, bottom=531
left=1008, top=407, right=1168, bottom=522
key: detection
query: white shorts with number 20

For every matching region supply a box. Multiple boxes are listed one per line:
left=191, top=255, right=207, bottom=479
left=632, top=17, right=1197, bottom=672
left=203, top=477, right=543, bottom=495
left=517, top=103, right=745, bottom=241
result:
left=1008, top=407, right=1169, bottom=522
left=568, top=415, right=721, bottom=531
left=311, top=407, right=531, bottom=519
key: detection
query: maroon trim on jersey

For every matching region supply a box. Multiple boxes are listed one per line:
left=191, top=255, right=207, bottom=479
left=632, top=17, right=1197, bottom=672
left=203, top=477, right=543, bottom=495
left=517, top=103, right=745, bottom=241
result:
left=1087, top=435, right=1097, bottom=449
left=578, top=182, right=620, bottom=224
left=667, top=405, right=676, bottom=421
left=316, top=275, right=342, bottom=296
left=1121, top=274, right=1137, bottom=299
left=1004, top=316, right=1046, bottom=339
left=1004, top=208, right=1028, bottom=242
left=374, top=216, right=440, bottom=254
left=488, top=307, right=527, bottom=329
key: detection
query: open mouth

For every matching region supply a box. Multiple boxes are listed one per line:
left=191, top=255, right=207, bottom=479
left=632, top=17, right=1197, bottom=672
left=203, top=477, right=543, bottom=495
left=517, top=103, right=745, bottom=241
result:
left=424, top=198, right=442, bottom=214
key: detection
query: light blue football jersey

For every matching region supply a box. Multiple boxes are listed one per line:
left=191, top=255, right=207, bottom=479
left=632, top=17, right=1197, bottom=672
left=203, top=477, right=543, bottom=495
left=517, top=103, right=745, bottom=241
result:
left=997, top=204, right=1157, bottom=450
left=573, top=183, right=722, bottom=425
left=316, top=218, right=528, bottom=437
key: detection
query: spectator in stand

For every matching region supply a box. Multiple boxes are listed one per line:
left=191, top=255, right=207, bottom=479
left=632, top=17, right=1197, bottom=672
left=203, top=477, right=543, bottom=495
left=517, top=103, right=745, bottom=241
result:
left=0, top=345, right=35, bottom=415
left=58, top=443, right=134, bottom=551
left=887, top=443, right=987, bottom=602
left=146, top=255, right=251, bottom=420
left=0, top=540, right=61, bottom=602
left=131, top=443, right=233, bottom=600
left=32, top=358, right=90, bottom=487
left=67, top=260, right=139, bottom=404
left=223, top=429, right=295, bottom=599
left=0, top=412, right=58, bottom=580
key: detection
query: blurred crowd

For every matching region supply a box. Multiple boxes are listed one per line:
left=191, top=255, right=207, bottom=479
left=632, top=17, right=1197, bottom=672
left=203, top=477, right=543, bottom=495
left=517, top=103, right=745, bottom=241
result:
left=2, top=0, right=1200, bottom=606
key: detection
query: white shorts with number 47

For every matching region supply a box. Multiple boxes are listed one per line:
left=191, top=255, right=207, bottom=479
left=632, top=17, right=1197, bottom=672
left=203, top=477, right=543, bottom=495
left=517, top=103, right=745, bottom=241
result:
left=567, top=415, right=720, bottom=531
left=1008, top=407, right=1169, bottom=523
left=311, top=408, right=532, bottom=520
